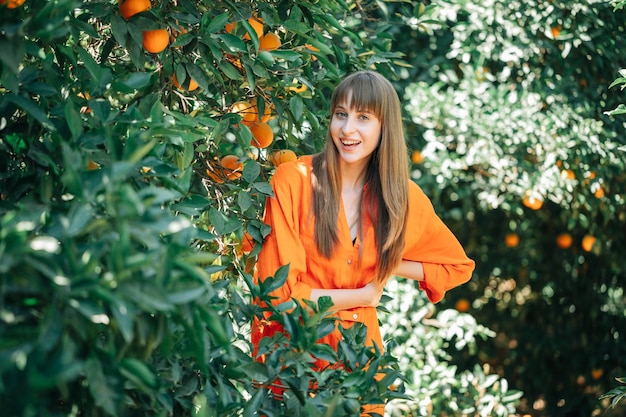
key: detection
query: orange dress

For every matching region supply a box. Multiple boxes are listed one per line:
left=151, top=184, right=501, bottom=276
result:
left=252, top=155, right=475, bottom=407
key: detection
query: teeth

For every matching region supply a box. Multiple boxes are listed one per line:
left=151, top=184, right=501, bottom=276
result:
left=341, top=139, right=360, bottom=146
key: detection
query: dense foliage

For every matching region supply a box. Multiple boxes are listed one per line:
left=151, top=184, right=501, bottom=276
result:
left=387, top=0, right=626, bottom=416
left=0, top=1, right=516, bottom=416
left=1, top=0, right=624, bottom=416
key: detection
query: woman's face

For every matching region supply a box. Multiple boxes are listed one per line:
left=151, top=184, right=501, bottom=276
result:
left=330, top=94, right=382, bottom=168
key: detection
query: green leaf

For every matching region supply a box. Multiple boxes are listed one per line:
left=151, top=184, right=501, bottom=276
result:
left=237, top=190, right=252, bottom=212
left=219, top=60, right=244, bottom=81
left=167, top=286, right=207, bottom=304
left=0, top=36, right=25, bottom=75
left=7, top=95, right=56, bottom=131
left=67, top=203, right=94, bottom=237
left=242, top=160, right=261, bottom=183
left=290, top=95, right=305, bottom=122
left=216, top=33, right=247, bottom=53
left=112, top=72, right=153, bottom=92
left=206, top=12, right=230, bottom=33
left=64, top=101, right=83, bottom=141
left=85, top=357, right=120, bottom=416
left=252, top=182, right=273, bottom=196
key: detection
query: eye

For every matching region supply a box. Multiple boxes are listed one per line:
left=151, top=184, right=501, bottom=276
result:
left=334, top=110, right=347, bottom=118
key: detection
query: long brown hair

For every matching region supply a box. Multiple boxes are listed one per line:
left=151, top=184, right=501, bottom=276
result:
left=312, top=71, right=410, bottom=283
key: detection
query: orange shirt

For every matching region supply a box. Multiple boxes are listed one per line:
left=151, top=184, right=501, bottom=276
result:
left=253, top=155, right=475, bottom=352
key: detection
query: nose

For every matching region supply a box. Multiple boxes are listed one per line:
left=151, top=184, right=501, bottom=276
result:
left=341, top=114, right=357, bottom=135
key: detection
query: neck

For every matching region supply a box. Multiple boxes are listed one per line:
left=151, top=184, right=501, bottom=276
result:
left=339, top=159, right=369, bottom=192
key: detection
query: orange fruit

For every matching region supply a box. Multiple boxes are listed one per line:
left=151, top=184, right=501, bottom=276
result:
left=225, top=17, right=264, bottom=40
left=551, top=25, right=562, bottom=38
left=411, top=150, right=423, bottom=164
left=304, top=43, right=319, bottom=60
left=142, top=29, right=169, bottom=53
left=561, top=169, right=575, bottom=180
left=591, top=369, right=604, bottom=380
left=270, top=149, right=297, bottom=167
left=173, top=73, right=199, bottom=91
left=259, top=32, right=281, bottom=51
left=241, top=231, right=255, bottom=254
left=455, top=298, right=470, bottom=312
left=206, top=168, right=225, bottom=184
left=1, top=0, right=25, bottom=8
left=522, top=194, right=543, bottom=210
left=594, top=186, right=605, bottom=199
left=245, top=17, right=264, bottom=40
left=581, top=234, right=596, bottom=252
left=220, top=155, right=244, bottom=180
left=230, top=100, right=258, bottom=124
left=258, top=102, right=273, bottom=123
left=119, top=0, right=150, bottom=19
left=250, top=122, right=274, bottom=148
left=556, top=233, right=573, bottom=249
left=86, top=160, right=100, bottom=170
left=505, top=233, right=520, bottom=248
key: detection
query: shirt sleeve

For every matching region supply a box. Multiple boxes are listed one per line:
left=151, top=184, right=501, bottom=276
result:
left=255, top=161, right=312, bottom=306
left=402, top=182, right=475, bottom=303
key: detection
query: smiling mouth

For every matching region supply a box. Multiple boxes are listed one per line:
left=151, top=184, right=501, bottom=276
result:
left=340, top=139, right=361, bottom=147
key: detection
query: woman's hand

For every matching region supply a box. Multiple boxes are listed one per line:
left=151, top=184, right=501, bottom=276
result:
left=361, top=281, right=386, bottom=307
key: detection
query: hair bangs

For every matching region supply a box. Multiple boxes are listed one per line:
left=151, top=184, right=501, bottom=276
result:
left=331, top=73, right=384, bottom=121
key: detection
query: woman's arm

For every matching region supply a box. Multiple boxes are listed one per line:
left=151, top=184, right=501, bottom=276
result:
left=310, top=260, right=424, bottom=311
left=310, top=281, right=385, bottom=311
left=395, top=259, right=425, bottom=282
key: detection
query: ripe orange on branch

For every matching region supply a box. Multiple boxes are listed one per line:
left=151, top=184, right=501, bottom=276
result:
left=1, top=0, right=26, bottom=8
left=556, top=233, right=573, bottom=249
left=505, top=233, right=520, bottom=248
left=250, top=122, right=274, bottom=148
left=270, top=150, right=297, bottom=167
left=231, top=100, right=258, bottom=124
left=173, top=73, right=199, bottom=92
left=220, top=155, right=244, bottom=180
left=522, top=193, right=543, bottom=210
left=119, top=0, right=150, bottom=19
left=142, top=29, right=169, bottom=53
left=259, top=32, right=281, bottom=51
left=581, top=234, right=597, bottom=252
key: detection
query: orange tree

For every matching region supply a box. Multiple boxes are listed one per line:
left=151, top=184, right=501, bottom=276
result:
left=0, top=0, right=518, bottom=416
left=381, top=0, right=626, bottom=416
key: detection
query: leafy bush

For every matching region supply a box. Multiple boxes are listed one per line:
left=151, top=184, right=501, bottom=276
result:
left=390, top=0, right=626, bottom=415
left=383, top=280, right=522, bottom=417
left=1, top=1, right=517, bottom=416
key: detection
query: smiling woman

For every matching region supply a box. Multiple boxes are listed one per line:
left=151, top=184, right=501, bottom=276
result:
left=252, top=71, right=475, bottom=416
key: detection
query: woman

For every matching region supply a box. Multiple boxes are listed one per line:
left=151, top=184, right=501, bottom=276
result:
left=252, top=70, right=475, bottom=413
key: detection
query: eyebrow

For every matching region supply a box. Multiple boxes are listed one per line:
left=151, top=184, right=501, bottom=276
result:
left=334, top=104, right=374, bottom=114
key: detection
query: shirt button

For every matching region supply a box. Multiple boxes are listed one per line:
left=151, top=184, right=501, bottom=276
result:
left=346, top=259, right=352, bottom=265
left=352, top=313, right=358, bottom=319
